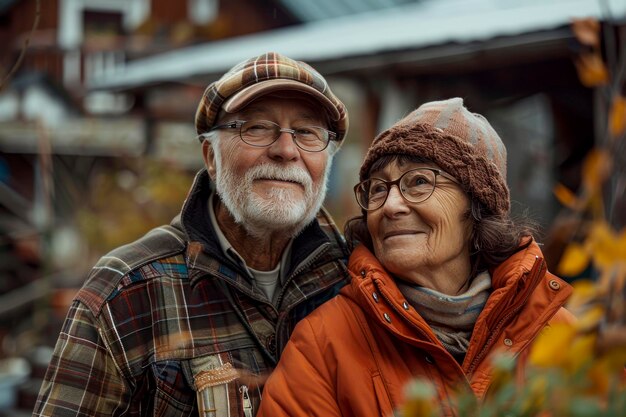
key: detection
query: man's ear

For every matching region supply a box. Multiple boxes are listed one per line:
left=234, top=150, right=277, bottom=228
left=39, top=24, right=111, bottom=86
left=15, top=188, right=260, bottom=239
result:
left=202, top=140, right=217, bottom=180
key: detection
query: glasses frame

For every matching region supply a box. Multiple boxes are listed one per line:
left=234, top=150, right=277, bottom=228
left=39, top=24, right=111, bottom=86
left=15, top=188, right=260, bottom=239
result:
left=209, top=119, right=337, bottom=152
left=354, top=167, right=461, bottom=211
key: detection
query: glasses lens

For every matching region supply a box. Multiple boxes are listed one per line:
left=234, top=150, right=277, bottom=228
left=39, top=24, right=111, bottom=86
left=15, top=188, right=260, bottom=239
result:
left=400, top=169, right=436, bottom=203
left=293, top=127, right=328, bottom=151
left=355, top=179, right=388, bottom=210
left=240, top=120, right=279, bottom=146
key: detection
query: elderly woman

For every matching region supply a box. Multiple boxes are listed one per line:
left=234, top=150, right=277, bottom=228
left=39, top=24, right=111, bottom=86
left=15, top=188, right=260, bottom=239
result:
left=257, top=98, right=575, bottom=416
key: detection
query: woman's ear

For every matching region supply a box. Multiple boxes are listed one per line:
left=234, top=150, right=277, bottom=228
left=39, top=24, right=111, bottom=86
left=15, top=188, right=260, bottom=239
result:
left=202, top=140, right=217, bottom=180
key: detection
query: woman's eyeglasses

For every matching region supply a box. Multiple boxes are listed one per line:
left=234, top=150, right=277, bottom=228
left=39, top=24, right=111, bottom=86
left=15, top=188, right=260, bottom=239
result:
left=354, top=168, right=460, bottom=211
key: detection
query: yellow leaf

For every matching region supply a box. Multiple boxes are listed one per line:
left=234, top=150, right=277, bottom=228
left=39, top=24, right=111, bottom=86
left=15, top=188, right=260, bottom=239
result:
left=566, top=333, right=596, bottom=372
left=553, top=183, right=580, bottom=209
left=575, top=305, right=605, bottom=332
left=587, top=221, right=626, bottom=267
left=403, top=379, right=437, bottom=417
left=588, top=188, right=606, bottom=219
left=609, top=95, right=626, bottom=138
left=582, top=149, right=612, bottom=193
left=529, top=323, right=576, bottom=368
left=567, top=279, right=599, bottom=310
left=574, top=53, right=609, bottom=87
left=557, top=242, right=591, bottom=276
left=571, top=18, right=601, bottom=48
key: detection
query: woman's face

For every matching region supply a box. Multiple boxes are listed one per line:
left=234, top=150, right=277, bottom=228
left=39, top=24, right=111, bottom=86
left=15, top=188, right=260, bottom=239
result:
left=366, top=159, right=473, bottom=291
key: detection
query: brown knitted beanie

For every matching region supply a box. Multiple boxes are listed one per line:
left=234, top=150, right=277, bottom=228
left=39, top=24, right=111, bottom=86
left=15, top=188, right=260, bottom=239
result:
left=359, top=98, right=510, bottom=215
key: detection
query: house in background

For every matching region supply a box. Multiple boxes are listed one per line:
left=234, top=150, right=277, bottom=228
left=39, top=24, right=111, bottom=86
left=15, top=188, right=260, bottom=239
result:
left=0, top=0, right=297, bottom=151
left=5, top=0, right=619, bottom=242
left=0, top=0, right=624, bottom=413
left=89, top=0, right=625, bottom=229
left=0, top=0, right=297, bottom=92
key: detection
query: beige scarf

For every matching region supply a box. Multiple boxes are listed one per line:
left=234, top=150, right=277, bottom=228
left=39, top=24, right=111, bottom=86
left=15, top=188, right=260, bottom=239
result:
left=397, top=271, right=492, bottom=363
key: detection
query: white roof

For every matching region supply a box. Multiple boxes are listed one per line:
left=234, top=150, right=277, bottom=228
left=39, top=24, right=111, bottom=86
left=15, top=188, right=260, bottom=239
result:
left=277, top=0, right=414, bottom=22
left=89, top=0, right=626, bottom=90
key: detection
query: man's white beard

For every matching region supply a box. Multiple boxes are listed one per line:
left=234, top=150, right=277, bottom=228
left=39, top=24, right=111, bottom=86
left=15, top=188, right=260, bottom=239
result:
left=214, top=155, right=331, bottom=239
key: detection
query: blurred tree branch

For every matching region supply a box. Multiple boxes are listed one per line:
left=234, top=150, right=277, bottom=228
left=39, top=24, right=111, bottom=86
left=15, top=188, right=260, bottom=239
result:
left=0, top=0, right=40, bottom=92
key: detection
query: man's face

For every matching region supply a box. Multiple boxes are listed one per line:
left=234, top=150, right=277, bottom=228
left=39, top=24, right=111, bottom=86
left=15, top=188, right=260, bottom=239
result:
left=203, top=94, right=334, bottom=237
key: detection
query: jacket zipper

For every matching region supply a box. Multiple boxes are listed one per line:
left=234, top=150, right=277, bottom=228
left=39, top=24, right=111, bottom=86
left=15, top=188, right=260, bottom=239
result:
left=466, top=257, right=544, bottom=375
left=275, top=242, right=345, bottom=345
left=240, top=385, right=253, bottom=417
left=193, top=241, right=338, bottom=364
left=276, top=242, right=331, bottom=307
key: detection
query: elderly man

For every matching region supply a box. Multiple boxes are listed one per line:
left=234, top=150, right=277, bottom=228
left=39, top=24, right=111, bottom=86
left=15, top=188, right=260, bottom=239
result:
left=33, top=52, right=350, bottom=417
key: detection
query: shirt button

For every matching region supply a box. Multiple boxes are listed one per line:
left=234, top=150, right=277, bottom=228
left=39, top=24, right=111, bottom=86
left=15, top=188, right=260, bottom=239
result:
left=360, top=270, right=366, bottom=278
left=402, top=301, right=410, bottom=310
left=549, top=280, right=561, bottom=290
left=372, top=292, right=379, bottom=303
left=503, top=338, right=513, bottom=347
left=383, top=313, right=392, bottom=323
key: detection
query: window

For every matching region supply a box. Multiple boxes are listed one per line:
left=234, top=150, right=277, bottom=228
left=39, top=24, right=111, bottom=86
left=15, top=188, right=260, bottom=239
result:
left=188, top=0, right=217, bottom=24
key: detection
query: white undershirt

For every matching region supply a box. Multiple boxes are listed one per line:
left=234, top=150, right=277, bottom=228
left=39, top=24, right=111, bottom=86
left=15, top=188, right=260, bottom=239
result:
left=207, top=192, right=292, bottom=302
left=248, top=264, right=280, bottom=301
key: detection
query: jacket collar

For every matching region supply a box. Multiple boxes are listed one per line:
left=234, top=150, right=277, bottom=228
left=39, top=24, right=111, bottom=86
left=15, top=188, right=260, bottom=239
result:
left=344, top=244, right=441, bottom=344
left=343, top=242, right=572, bottom=364
left=346, top=238, right=558, bottom=297
left=489, top=236, right=539, bottom=289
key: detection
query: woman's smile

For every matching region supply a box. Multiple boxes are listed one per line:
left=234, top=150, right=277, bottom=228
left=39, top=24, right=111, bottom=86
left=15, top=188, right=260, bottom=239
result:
left=383, top=229, right=422, bottom=240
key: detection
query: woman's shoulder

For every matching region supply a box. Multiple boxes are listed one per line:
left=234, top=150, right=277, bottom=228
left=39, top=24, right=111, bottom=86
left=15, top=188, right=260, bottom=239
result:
left=549, top=306, right=577, bottom=325
left=297, top=291, right=368, bottom=336
left=307, top=291, right=362, bottom=318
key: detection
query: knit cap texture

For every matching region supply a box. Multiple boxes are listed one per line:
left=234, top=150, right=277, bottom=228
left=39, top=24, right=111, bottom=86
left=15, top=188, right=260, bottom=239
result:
left=359, top=98, right=509, bottom=215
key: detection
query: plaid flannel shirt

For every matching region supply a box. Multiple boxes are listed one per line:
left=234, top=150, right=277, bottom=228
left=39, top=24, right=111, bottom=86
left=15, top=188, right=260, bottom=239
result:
left=33, top=169, right=350, bottom=417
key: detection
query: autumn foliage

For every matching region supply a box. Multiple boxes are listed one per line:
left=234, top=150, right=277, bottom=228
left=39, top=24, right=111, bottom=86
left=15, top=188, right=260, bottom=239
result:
left=76, top=160, right=193, bottom=258
left=403, top=17, right=626, bottom=417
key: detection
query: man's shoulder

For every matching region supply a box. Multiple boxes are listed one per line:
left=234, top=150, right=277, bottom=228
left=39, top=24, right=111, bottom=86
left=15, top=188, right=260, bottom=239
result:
left=76, top=223, right=188, bottom=316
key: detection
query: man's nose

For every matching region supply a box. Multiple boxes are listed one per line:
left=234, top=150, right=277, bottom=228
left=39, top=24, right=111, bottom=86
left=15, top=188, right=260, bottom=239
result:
left=267, top=130, right=300, bottom=161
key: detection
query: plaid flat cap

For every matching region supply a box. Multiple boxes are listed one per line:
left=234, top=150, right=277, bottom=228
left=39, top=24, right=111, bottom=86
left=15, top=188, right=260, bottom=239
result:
left=194, top=52, right=349, bottom=142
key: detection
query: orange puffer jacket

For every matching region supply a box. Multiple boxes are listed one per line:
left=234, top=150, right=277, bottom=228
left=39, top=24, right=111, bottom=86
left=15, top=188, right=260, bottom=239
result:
left=258, top=240, right=575, bottom=417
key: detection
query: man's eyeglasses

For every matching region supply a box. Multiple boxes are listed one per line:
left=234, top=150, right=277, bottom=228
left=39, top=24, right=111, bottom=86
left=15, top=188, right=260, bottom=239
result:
left=354, top=168, right=461, bottom=211
left=208, top=120, right=337, bottom=152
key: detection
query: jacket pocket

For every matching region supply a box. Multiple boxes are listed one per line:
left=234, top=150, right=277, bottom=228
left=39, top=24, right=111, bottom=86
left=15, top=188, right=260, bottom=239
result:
left=152, top=360, right=196, bottom=416
left=372, top=372, right=397, bottom=417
